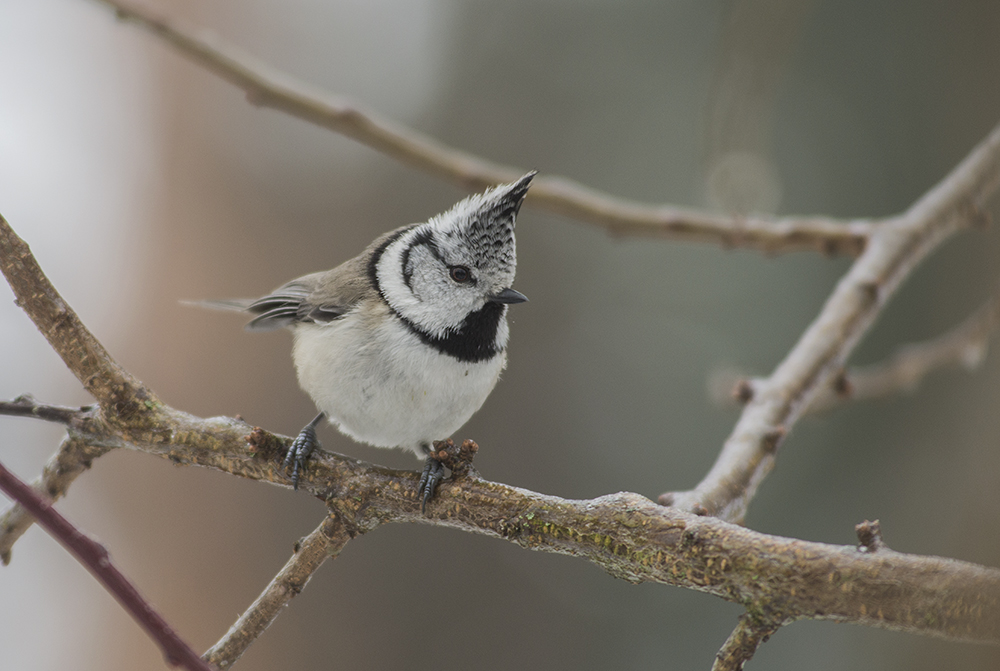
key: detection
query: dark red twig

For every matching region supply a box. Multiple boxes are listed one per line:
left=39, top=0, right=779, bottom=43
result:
left=0, top=459, right=215, bottom=671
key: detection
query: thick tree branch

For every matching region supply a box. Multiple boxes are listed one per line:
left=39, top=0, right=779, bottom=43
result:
left=665, top=120, right=1000, bottom=522
left=8, top=402, right=1000, bottom=645
left=0, top=458, right=215, bottom=671
left=87, top=0, right=871, bottom=256
left=203, top=513, right=352, bottom=669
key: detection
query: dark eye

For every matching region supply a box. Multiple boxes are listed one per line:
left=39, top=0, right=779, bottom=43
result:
left=449, top=266, right=472, bottom=283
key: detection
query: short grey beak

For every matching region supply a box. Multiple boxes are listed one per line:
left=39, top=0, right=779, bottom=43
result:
left=488, top=287, right=528, bottom=304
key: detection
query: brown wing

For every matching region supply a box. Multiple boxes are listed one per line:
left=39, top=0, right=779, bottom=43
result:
left=231, top=224, right=415, bottom=332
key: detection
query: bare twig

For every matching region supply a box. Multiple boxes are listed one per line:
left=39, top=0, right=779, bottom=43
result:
left=712, top=614, right=782, bottom=671
left=0, top=210, right=160, bottom=551
left=86, top=0, right=872, bottom=256
left=0, top=394, right=95, bottom=426
left=0, top=213, right=157, bottom=413
left=0, top=459, right=215, bottom=671
left=203, top=513, right=352, bottom=669
left=0, top=431, right=110, bottom=565
left=712, top=283, right=1000, bottom=414
left=43, top=415, right=1000, bottom=643
left=808, top=286, right=1000, bottom=412
left=666, top=120, right=1000, bottom=522
left=855, top=519, right=886, bottom=554
left=0, top=218, right=138, bottom=562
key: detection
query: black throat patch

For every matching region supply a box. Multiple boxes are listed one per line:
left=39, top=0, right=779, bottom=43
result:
left=370, top=228, right=505, bottom=364
left=402, top=301, right=505, bottom=363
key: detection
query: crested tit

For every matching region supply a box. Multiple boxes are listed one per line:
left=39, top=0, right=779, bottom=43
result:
left=198, top=172, right=534, bottom=509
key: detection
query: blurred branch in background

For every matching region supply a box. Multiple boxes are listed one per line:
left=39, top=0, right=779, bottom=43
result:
left=0, top=414, right=110, bottom=565
left=0, top=459, right=213, bottom=671
left=719, top=281, right=1000, bottom=415
left=710, top=282, right=1000, bottom=412
left=809, top=282, right=1000, bottom=411
left=91, top=0, right=871, bottom=256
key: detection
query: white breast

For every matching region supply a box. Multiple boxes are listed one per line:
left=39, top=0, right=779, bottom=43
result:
left=290, top=302, right=507, bottom=458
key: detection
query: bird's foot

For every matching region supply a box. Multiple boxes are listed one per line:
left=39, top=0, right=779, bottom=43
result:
left=417, top=439, right=480, bottom=512
left=418, top=455, right=446, bottom=513
left=283, top=413, right=324, bottom=490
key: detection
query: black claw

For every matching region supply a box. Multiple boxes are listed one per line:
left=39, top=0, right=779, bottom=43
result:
left=418, top=456, right=446, bottom=513
left=284, top=413, right=324, bottom=490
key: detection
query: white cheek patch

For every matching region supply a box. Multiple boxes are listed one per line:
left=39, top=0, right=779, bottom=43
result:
left=376, top=228, right=479, bottom=337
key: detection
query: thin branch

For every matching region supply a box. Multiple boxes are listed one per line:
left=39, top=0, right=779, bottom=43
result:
left=86, top=0, right=872, bottom=256
left=713, top=282, right=1000, bottom=414
left=0, top=431, right=110, bottom=565
left=712, top=614, right=782, bottom=671
left=0, top=394, right=95, bottom=426
left=809, top=285, right=1000, bottom=412
left=665, top=119, right=1000, bottom=522
left=203, top=513, right=352, bottom=670
left=0, top=459, right=215, bottom=671
left=0, top=213, right=157, bottom=412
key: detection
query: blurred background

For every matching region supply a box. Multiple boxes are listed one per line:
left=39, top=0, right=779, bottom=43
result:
left=2, top=0, right=1000, bottom=669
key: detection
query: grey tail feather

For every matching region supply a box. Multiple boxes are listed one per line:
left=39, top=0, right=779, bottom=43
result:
left=180, top=298, right=256, bottom=312
left=181, top=298, right=293, bottom=332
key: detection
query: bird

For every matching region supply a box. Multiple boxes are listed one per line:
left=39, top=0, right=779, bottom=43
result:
left=195, top=172, right=534, bottom=510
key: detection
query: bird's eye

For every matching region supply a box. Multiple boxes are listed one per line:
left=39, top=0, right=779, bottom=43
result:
left=449, top=266, right=472, bottom=283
